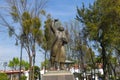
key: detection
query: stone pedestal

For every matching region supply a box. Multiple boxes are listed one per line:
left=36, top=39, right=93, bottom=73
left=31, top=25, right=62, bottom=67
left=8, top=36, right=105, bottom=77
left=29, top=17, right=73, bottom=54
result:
left=42, top=71, right=74, bottom=80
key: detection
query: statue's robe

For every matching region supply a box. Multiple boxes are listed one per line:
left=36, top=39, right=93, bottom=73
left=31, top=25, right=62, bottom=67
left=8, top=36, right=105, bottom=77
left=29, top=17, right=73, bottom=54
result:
left=50, top=38, right=66, bottom=65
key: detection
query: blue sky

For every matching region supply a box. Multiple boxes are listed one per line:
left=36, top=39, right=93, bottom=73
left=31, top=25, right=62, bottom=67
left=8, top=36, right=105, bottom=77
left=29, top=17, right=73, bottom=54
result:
left=0, top=0, right=94, bottom=70
left=46, top=0, right=94, bottom=22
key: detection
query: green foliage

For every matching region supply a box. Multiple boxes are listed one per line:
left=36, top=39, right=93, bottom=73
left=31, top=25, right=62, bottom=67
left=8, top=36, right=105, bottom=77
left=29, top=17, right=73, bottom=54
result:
left=77, top=0, right=120, bottom=79
left=31, top=17, right=42, bottom=39
left=22, top=12, right=31, bottom=20
left=77, top=0, right=120, bottom=46
left=108, top=55, right=117, bottom=64
left=0, top=73, right=9, bottom=80
left=0, top=0, right=46, bottom=80
left=43, top=17, right=55, bottom=50
left=34, top=66, right=40, bottom=80
left=95, top=56, right=102, bottom=63
left=41, top=59, right=49, bottom=69
left=20, top=75, right=27, bottom=80
left=40, top=10, right=46, bottom=16
left=8, top=57, right=19, bottom=70
left=22, top=12, right=42, bottom=38
left=10, top=6, right=19, bottom=22
left=77, top=0, right=120, bottom=54
left=21, top=60, right=30, bottom=70
left=8, top=57, right=29, bottom=70
left=85, top=48, right=95, bottom=63
left=21, top=11, right=43, bottom=46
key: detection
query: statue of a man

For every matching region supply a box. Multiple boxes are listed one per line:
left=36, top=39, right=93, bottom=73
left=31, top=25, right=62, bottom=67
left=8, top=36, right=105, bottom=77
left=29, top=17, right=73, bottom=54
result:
left=50, top=19, right=69, bottom=70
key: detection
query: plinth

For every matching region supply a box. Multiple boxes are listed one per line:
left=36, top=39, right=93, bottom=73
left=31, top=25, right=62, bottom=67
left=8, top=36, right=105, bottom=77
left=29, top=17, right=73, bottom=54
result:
left=42, top=70, right=74, bottom=80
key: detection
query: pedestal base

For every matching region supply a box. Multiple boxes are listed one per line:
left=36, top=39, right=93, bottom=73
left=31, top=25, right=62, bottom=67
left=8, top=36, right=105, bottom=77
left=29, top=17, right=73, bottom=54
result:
left=42, top=71, right=74, bottom=80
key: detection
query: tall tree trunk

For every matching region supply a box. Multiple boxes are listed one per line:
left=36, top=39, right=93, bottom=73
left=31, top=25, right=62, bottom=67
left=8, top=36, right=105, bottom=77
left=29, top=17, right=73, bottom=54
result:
left=101, top=43, right=108, bottom=80
left=110, top=62, right=117, bottom=80
left=45, top=50, right=47, bottom=73
left=90, top=49, right=95, bottom=80
left=32, top=50, right=36, bottom=80
left=80, top=50, right=86, bottom=80
left=19, top=44, right=23, bottom=80
left=29, top=56, right=33, bottom=80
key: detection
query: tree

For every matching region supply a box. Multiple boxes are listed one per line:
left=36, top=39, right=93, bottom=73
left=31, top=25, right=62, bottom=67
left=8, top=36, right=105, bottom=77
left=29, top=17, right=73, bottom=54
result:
left=0, top=73, right=9, bottom=80
left=21, top=60, right=29, bottom=70
left=76, top=0, right=120, bottom=79
left=42, top=16, right=55, bottom=69
left=34, top=66, right=40, bottom=80
left=0, top=0, right=47, bottom=80
left=20, top=75, right=27, bottom=80
left=43, top=16, right=55, bottom=51
left=8, top=57, right=19, bottom=70
left=65, top=20, right=96, bottom=79
left=41, top=59, right=49, bottom=69
left=8, top=57, right=29, bottom=70
left=65, top=20, right=81, bottom=60
left=8, top=57, right=29, bottom=80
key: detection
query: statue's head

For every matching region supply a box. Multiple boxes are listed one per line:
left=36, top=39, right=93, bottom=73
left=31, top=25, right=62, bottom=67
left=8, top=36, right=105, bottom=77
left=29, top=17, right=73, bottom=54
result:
left=57, top=26, right=64, bottom=31
left=61, top=29, right=69, bottom=45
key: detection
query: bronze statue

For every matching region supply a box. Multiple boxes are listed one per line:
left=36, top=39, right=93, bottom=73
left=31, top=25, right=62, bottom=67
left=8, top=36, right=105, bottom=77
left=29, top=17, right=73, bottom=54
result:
left=50, top=19, right=69, bottom=70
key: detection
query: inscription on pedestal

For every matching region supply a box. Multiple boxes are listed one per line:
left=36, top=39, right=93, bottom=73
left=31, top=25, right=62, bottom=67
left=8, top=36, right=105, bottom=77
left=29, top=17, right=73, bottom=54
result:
left=42, top=71, right=74, bottom=80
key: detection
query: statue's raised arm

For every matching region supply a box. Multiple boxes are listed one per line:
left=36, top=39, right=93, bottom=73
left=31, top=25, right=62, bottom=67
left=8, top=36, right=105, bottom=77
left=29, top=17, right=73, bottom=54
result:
left=50, top=19, right=58, bottom=34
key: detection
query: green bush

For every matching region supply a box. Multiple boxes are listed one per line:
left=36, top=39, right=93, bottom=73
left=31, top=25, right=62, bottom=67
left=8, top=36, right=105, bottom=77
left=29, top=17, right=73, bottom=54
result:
left=0, top=73, right=9, bottom=80
left=20, top=75, right=27, bottom=80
